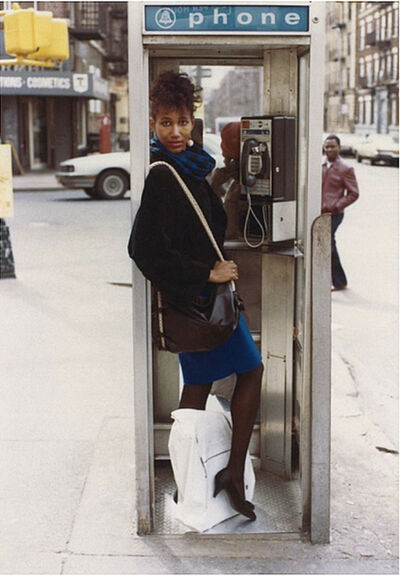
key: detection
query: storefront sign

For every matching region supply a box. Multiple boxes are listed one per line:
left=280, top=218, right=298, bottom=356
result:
left=145, top=4, right=309, bottom=33
left=0, top=71, right=109, bottom=100
left=0, top=145, right=13, bottom=218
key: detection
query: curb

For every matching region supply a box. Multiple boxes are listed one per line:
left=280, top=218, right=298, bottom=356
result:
left=13, top=187, right=64, bottom=192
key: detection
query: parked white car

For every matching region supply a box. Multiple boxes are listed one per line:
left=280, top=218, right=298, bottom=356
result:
left=56, top=134, right=225, bottom=200
left=56, top=151, right=130, bottom=199
left=355, top=134, right=399, bottom=166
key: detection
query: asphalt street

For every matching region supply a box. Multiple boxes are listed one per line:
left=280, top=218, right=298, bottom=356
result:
left=0, top=159, right=398, bottom=573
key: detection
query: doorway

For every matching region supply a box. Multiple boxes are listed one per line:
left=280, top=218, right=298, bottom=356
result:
left=28, top=98, right=48, bottom=169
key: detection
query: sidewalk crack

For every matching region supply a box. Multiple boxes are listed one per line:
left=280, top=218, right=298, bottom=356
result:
left=59, top=417, right=110, bottom=574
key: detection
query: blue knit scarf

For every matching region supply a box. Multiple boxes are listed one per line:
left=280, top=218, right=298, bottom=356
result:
left=150, top=137, right=216, bottom=181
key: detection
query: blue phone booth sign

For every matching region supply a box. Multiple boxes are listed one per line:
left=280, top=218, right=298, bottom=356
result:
left=145, top=4, right=309, bottom=34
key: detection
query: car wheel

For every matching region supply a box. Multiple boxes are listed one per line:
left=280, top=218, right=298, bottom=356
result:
left=84, top=187, right=99, bottom=198
left=370, top=158, right=377, bottom=166
left=356, top=154, right=362, bottom=163
left=96, top=169, right=129, bottom=200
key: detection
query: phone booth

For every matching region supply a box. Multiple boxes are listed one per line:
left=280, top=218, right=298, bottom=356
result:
left=128, top=2, right=331, bottom=543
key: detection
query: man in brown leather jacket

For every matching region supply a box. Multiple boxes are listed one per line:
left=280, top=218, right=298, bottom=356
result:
left=322, top=134, right=359, bottom=291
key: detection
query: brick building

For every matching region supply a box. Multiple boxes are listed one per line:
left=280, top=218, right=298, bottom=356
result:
left=355, top=1, right=398, bottom=136
left=324, top=1, right=399, bottom=137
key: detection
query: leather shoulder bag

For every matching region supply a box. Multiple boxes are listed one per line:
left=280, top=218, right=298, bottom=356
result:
left=149, top=161, right=244, bottom=354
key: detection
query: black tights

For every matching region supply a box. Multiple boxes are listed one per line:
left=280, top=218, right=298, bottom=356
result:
left=179, top=363, right=263, bottom=498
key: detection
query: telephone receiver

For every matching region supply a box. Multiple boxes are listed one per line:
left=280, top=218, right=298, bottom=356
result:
left=241, top=137, right=271, bottom=188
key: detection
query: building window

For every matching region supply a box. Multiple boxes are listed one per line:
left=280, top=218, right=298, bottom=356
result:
left=366, top=56, right=372, bottom=84
left=359, top=97, right=365, bottom=124
left=359, top=58, right=365, bottom=78
left=393, top=49, right=398, bottom=80
left=89, top=99, right=101, bottom=114
left=366, top=17, right=373, bottom=33
left=394, top=6, right=399, bottom=37
left=360, top=22, right=365, bottom=50
left=374, top=54, right=379, bottom=82
left=387, top=9, right=392, bottom=38
left=386, top=53, right=392, bottom=80
left=347, top=32, right=351, bottom=56
left=381, top=13, right=386, bottom=40
left=375, top=13, right=380, bottom=42
left=371, top=97, right=375, bottom=125
left=392, top=97, right=399, bottom=127
left=365, top=97, right=371, bottom=125
left=380, top=55, right=386, bottom=82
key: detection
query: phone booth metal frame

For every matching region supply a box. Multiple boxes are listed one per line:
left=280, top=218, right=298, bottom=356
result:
left=128, top=1, right=330, bottom=544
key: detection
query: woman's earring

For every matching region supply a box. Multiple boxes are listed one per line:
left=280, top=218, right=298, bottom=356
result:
left=187, top=139, right=194, bottom=147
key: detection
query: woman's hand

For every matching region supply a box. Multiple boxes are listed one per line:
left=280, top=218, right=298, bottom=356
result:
left=209, top=260, right=239, bottom=283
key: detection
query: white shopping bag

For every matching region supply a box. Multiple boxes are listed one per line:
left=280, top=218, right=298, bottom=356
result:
left=168, top=408, right=255, bottom=532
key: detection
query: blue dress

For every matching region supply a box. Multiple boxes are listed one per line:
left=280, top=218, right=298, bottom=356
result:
left=179, top=313, right=262, bottom=385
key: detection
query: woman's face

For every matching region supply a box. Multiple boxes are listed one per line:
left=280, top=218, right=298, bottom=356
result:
left=151, top=106, right=194, bottom=154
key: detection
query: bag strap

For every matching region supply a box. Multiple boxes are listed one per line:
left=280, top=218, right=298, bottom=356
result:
left=149, top=161, right=236, bottom=351
left=149, top=161, right=225, bottom=263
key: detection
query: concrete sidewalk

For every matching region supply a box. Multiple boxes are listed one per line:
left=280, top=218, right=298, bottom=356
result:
left=0, top=189, right=398, bottom=574
left=13, top=170, right=63, bottom=192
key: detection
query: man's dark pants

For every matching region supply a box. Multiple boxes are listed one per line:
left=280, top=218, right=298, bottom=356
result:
left=331, top=213, right=347, bottom=288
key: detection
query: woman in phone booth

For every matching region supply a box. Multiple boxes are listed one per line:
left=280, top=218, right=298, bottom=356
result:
left=128, top=71, right=263, bottom=522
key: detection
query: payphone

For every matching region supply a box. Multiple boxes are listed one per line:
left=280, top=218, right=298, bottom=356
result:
left=240, top=115, right=296, bottom=246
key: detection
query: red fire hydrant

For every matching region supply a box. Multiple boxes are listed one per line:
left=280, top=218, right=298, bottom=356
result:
left=99, top=114, right=111, bottom=153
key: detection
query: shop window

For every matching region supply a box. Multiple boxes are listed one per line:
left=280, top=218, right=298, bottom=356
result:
left=76, top=100, right=87, bottom=150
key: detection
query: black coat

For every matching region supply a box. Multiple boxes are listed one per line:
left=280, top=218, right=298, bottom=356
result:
left=128, top=149, right=227, bottom=306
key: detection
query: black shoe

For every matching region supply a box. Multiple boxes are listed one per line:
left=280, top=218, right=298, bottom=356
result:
left=214, top=468, right=256, bottom=521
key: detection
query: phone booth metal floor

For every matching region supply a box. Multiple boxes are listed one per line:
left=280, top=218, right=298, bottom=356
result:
left=154, top=462, right=302, bottom=535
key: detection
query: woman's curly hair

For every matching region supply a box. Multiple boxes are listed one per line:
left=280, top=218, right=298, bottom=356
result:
left=150, top=71, right=202, bottom=118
